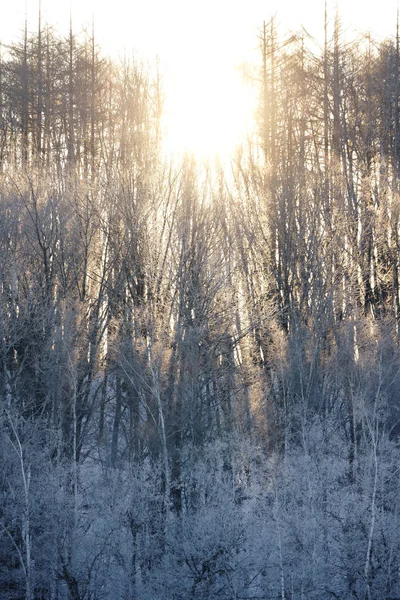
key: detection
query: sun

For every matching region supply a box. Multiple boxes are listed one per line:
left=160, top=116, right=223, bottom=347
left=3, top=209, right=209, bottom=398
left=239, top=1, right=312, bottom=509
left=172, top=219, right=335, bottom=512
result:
left=161, top=59, right=257, bottom=160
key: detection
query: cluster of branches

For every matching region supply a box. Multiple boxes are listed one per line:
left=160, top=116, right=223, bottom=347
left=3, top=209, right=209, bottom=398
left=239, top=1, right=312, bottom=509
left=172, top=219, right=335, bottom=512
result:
left=2, top=11, right=400, bottom=600
left=0, top=20, right=161, bottom=175
left=254, top=15, right=400, bottom=332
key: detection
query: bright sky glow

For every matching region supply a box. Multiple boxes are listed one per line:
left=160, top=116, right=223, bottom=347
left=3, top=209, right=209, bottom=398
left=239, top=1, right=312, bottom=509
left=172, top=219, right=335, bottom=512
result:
left=161, top=60, right=258, bottom=159
left=2, top=0, right=400, bottom=158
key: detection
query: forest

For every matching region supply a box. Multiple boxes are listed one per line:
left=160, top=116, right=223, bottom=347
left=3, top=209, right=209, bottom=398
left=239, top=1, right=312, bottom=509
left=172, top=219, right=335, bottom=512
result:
left=1, top=7, right=400, bottom=600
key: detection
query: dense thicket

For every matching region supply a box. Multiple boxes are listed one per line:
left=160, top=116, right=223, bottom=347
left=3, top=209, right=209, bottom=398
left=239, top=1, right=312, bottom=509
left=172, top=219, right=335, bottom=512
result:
left=2, top=13, right=400, bottom=600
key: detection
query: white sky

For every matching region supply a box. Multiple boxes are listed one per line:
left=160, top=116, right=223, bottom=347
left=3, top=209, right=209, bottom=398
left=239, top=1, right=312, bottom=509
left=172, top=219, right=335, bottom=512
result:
left=1, top=0, right=400, bottom=157
left=2, top=0, right=399, bottom=62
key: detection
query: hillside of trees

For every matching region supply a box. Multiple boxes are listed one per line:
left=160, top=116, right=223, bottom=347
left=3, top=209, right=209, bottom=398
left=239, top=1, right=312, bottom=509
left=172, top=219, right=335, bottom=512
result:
left=2, top=10, right=400, bottom=600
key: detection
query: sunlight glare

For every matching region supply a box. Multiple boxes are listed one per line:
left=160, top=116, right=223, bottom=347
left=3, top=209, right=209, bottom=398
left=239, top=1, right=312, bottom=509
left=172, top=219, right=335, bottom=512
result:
left=162, top=61, right=257, bottom=159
